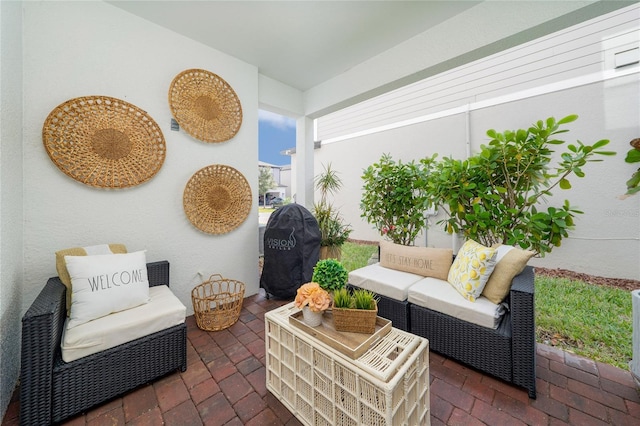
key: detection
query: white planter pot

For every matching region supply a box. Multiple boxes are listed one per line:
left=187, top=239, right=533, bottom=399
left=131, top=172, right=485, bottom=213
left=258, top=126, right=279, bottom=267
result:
left=302, top=306, right=324, bottom=327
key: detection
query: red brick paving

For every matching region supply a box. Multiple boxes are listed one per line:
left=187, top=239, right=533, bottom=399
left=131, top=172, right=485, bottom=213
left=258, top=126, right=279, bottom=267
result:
left=3, top=291, right=640, bottom=425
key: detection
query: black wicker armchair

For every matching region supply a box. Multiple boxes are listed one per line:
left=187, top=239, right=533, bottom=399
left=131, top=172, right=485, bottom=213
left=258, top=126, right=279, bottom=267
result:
left=19, top=260, right=187, bottom=425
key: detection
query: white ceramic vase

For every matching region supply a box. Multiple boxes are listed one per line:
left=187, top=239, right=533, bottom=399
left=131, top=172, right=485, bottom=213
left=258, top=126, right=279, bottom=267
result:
left=302, top=306, right=324, bottom=327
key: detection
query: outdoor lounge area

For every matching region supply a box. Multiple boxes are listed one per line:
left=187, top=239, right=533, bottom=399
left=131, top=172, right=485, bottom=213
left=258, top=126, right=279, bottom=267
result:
left=3, top=290, right=640, bottom=425
left=2, top=2, right=639, bottom=425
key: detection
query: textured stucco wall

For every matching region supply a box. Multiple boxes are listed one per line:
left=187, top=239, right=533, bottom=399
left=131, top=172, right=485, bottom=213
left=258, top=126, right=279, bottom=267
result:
left=0, top=0, right=24, bottom=418
left=21, top=1, right=260, bottom=316
left=313, top=78, right=640, bottom=280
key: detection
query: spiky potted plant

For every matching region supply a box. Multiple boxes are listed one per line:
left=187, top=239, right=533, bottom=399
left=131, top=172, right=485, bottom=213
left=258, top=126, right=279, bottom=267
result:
left=331, top=288, right=379, bottom=334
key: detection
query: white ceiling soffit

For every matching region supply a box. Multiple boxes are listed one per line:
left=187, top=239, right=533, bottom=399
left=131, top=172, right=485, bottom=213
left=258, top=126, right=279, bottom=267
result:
left=107, top=0, right=482, bottom=91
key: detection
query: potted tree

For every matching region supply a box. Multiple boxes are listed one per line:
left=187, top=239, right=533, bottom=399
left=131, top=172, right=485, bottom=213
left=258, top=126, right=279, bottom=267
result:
left=360, top=154, right=436, bottom=246
left=425, top=115, right=614, bottom=256
left=313, top=163, right=352, bottom=259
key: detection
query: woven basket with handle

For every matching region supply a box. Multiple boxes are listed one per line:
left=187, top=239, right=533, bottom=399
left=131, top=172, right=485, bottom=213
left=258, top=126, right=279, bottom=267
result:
left=192, top=274, right=245, bottom=331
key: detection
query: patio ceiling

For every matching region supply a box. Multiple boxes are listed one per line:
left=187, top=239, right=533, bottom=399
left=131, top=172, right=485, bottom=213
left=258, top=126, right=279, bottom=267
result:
left=108, top=0, right=483, bottom=91
left=108, top=1, right=631, bottom=116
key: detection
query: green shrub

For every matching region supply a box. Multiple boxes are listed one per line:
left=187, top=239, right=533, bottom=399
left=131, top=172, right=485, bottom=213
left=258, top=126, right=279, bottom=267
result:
left=312, top=259, right=348, bottom=292
left=361, top=154, right=436, bottom=246
left=425, top=115, right=614, bottom=255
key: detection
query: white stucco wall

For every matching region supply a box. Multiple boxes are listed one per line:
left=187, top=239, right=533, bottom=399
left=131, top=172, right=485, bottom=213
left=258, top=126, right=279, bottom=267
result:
left=313, top=76, right=640, bottom=280
left=0, top=0, right=24, bottom=417
left=21, top=1, right=260, bottom=317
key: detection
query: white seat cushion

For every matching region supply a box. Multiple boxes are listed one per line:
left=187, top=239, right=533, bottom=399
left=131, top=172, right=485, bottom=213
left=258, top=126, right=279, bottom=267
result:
left=348, top=263, right=423, bottom=301
left=61, top=285, right=186, bottom=362
left=408, top=277, right=506, bottom=329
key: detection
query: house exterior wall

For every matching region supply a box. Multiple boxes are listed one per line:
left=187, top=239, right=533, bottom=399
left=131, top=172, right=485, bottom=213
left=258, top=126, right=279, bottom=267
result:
left=312, top=4, right=640, bottom=280
left=0, top=0, right=24, bottom=418
left=21, top=1, right=260, bottom=320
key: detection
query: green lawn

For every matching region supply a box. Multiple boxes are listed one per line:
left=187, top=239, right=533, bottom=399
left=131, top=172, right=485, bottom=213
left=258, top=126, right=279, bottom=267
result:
left=341, top=241, right=633, bottom=369
left=535, top=276, right=632, bottom=369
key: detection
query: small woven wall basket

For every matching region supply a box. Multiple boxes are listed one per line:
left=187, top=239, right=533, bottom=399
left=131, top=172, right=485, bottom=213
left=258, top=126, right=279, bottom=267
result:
left=183, top=164, right=252, bottom=234
left=42, top=96, right=166, bottom=189
left=332, top=302, right=378, bottom=334
left=169, top=69, right=242, bottom=143
left=192, top=274, right=245, bottom=331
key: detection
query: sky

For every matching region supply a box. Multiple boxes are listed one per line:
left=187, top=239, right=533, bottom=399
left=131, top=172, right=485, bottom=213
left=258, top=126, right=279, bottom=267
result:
left=258, top=110, right=295, bottom=166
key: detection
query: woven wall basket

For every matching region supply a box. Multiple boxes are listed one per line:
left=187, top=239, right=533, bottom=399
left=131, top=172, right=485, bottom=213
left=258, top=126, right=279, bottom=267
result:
left=183, top=164, right=252, bottom=234
left=169, top=69, right=242, bottom=143
left=42, top=96, right=166, bottom=189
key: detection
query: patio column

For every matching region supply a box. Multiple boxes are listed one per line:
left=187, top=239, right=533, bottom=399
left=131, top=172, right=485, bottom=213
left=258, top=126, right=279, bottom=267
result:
left=295, top=116, right=314, bottom=210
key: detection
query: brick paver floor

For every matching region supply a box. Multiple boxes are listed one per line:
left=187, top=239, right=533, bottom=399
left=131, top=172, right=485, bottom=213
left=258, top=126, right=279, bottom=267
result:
left=3, top=290, right=639, bottom=425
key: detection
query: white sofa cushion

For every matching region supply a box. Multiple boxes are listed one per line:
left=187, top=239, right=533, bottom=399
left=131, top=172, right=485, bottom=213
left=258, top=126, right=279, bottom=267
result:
left=61, top=285, right=186, bottom=362
left=348, top=262, right=423, bottom=301
left=408, top=277, right=506, bottom=329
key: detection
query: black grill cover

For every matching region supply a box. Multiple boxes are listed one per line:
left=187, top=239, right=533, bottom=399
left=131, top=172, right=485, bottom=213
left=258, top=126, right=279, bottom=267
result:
left=260, top=204, right=321, bottom=299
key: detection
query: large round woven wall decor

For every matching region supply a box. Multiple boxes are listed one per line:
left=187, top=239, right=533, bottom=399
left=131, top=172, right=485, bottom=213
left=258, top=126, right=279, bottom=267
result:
left=42, top=96, right=166, bottom=189
left=169, top=69, right=242, bottom=143
left=183, top=164, right=252, bottom=234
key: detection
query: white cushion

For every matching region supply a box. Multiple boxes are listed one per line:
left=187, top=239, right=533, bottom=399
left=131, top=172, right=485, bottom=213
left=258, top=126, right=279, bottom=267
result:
left=61, top=285, right=186, bottom=362
left=348, top=263, right=423, bottom=301
left=65, top=251, right=150, bottom=329
left=408, top=277, right=506, bottom=329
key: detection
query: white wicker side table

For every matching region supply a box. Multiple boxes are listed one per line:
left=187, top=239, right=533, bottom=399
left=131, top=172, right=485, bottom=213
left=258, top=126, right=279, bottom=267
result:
left=265, top=303, right=430, bottom=425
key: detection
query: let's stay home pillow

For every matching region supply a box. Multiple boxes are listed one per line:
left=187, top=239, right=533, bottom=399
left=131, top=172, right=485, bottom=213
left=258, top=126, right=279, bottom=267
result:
left=379, top=240, right=453, bottom=280
left=64, top=250, right=150, bottom=329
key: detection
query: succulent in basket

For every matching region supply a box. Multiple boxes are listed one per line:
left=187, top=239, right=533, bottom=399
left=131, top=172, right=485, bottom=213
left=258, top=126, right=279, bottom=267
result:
left=352, top=289, right=378, bottom=310
left=312, top=259, right=348, bottom=292
left=332, top=288, right=353, bottom=309
left=332, top=288, right=379, bottom=334
left=332, top=288, right=378, bottom=310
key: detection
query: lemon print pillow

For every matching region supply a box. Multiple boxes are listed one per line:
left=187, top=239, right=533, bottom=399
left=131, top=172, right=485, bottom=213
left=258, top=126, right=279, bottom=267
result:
left=448, top=239, right=497, bottom=302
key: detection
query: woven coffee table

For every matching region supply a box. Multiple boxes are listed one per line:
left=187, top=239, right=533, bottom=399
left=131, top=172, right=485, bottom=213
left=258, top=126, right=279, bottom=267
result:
left=265, top=303, right=430, bottom=425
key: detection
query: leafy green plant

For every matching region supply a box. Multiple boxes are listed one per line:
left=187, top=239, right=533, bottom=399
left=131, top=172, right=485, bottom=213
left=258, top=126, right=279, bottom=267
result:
left=352, top=289, right=378, bottom=310
left=314, top=204, right=351, bottom=247
left=332, top=288, right=352, bottom=309
left=624, top=138, right=640, bottom=196
left=361, top=154, right=436, bottom=246
left=331, top=287, right=378, bottom=310
left=425, top=115, right=614, bottom=256
left=312, top=259, right=348, bottom=292
left=313, top=164, right=352, bottom=248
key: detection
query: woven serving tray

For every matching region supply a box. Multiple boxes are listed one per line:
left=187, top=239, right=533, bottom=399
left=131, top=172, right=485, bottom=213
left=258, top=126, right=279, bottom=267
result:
left=169, top=69, right=242, bottom=143
left=42, top=96, right=166, bottom=188
left=289, top=310, right=391, bottom=359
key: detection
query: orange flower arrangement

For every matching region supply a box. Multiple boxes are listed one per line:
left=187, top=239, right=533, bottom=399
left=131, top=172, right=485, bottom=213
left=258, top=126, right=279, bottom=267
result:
left=295, top=282, right=331, bottom=313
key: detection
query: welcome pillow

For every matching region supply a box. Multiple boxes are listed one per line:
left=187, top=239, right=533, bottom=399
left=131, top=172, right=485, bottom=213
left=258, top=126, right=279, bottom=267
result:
left=65, top=250, right=150, bottom=329
left=56, top=243, right=127, bottom=313
left=482, top=244, right=535, bottom=304
left=379, top=240, right=453, bottom=280
left=447, top=239, right=497, bottom=302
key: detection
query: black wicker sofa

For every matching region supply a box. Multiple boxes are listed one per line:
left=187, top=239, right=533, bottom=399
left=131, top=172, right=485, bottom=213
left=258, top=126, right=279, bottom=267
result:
left=19, top=260, right=187, bottom=425
left=349, top=265, right=536, bottom=399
